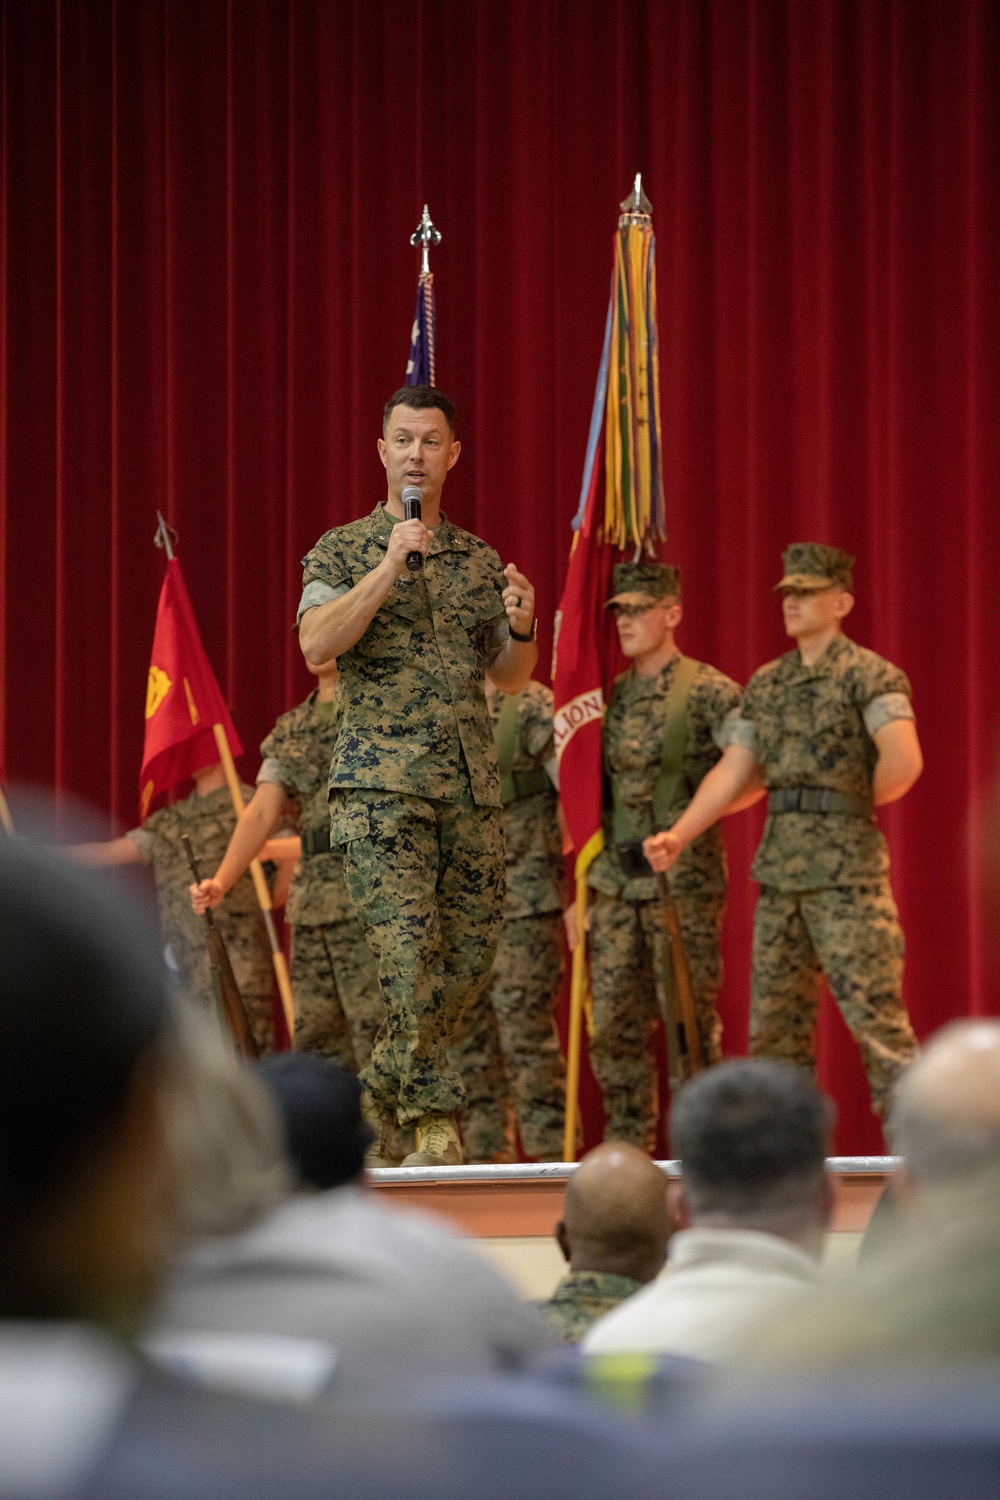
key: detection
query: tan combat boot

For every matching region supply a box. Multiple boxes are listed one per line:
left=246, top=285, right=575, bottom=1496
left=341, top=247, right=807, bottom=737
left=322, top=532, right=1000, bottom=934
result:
left=362, top=1094, right=407, bottom=1168
left=401, top=1113, right=464, bottom=1168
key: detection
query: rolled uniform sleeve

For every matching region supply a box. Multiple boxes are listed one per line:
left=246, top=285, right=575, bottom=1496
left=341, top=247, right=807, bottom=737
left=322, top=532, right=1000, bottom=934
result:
left=296, top=578, right=349, bottom=625
left=255, top=756, right=287, bottom=788
left=125, top=827, right=154, bottom=864
left=715, top=706, right=755, bottom=753
left=863, top=692, right=915, bottom=738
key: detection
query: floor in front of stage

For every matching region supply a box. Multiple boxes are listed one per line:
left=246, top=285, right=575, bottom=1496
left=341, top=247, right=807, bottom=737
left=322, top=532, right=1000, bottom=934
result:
left=370, top=1158, right=889, bottom=1300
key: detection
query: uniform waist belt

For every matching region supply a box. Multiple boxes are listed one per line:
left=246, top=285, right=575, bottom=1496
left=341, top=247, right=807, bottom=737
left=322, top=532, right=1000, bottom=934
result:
left=301, top=827, right=332, bottom=856
left=767, top=787, right=872, bottom=818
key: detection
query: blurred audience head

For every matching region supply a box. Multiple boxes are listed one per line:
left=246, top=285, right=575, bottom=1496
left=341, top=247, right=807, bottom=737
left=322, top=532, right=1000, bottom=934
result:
left=0, top=838, right=175, bottom=1332
left=670, top=1060, right=834, bottom=1258
left=890, top=1019, right=1000, bottom=1207
left=557, top=1143, right=672, bottom=1285
left=167, top=1002, right=290, bottom=1241
left=255, top=1053, right=374, bottom=1191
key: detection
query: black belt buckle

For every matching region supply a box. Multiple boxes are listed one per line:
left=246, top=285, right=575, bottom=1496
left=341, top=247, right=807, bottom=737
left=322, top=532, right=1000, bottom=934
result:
left=616, top=841, right=653, bottom=880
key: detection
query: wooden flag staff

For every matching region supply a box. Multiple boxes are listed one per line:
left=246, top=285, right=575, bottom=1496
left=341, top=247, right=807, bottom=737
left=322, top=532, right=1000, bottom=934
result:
left=154, top=511, right=296, bottom=1041
left=212, top=722, right=296, bottom=1041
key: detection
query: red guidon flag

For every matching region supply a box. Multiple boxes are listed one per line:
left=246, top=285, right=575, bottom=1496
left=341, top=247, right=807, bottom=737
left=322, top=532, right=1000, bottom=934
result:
left=552, top=525, right=618, bottom=880
left=139, top=558, right=242, bottom=821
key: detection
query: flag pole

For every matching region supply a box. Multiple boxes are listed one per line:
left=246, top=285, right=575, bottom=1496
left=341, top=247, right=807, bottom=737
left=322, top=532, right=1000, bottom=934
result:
left=562, top=870, right=591, bottom=1160
left=212, top=722, right=296, bottom=1041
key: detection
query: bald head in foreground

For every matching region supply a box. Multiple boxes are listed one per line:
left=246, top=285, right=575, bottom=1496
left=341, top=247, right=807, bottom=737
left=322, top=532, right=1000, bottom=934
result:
left=538, top=1144, right=672, bottom=1344
left=741, top=1021, right=1000, bottom=1377
left=891, top=1018, right=1000, bottom=1194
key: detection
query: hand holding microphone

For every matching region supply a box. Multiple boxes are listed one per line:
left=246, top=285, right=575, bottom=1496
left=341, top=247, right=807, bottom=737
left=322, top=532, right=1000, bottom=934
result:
left=402, top=486, right=425, bottom=572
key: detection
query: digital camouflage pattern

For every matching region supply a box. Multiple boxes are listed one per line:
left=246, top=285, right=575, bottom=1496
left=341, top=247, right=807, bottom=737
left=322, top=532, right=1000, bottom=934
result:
left=607, top=560, right=682, bottom=603
left=453, top=683, right=567, bottom=1161
left=453, top=913, right=567, bottom=1161
left=750, top=882, right=915, bottom=1116
left=588, top=656, right=742, bottom=901
left=258, top=691, right=384, bottom=1070
left=775, top=542, right=855, bottom=593
left=739, top=634, right=913, bottom=891
left=289, top=920, right=383, bottom=1071
left=489, top=680, right=566, bottom=919
left=588, top=888, right=726, bottom=1151
left=738, top=628, right=919, bottom=1114
left=128, top=783, right=276, bottom=1053
left=258, top=693, right=354, bottom=925
left=332, top=785, right=505, bottom=1127
left=585, top=655, right=739, bottom=1149
left=300, top=504, right=509, bottom=807
left=537, top=1271, right=644, bottom=1345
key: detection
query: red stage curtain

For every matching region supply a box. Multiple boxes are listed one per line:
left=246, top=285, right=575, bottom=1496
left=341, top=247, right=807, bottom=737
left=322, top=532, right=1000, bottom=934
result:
left=2, top=0, right=998, bottom=1152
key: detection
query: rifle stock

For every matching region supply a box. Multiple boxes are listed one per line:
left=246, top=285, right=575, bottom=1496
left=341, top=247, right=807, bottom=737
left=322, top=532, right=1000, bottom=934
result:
left=181, top=834, right=259, bottom=1059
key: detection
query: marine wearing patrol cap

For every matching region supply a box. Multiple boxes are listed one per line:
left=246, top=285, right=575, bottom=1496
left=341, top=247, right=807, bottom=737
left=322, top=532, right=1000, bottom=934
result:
left=775, top=543, right=854, bottom=594
left=606, top=561, right=682, bottom=605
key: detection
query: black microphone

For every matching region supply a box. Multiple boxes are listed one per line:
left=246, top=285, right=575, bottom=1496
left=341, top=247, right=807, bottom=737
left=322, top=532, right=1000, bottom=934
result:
left=402, top=485, right=424, bottom=572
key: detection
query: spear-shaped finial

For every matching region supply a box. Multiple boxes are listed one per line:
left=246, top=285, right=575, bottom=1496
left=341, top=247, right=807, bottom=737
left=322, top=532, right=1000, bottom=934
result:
left=619, top=172, right=653, bottom=226
left=409, top=204, right=442, bottom=278
left=154, top=511, right=177, bottom=561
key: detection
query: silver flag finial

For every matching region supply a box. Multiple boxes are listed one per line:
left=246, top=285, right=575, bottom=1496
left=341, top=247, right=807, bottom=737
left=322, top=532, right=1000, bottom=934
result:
left=619, top=173, right=653, bottom=226
left=409, top=204, right=442, bottom=277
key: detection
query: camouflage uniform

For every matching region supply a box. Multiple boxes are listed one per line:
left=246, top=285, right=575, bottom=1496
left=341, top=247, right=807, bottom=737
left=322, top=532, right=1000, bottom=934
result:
left=127, top=783, right=276, bottom=1053
left=452, top=680, right=568, bottom=1162
left=736, top=555, right=919, bottom=1115
left=299, top=503, right=508, bottom=1128
left=537, top=1271, right=643, bottom=1345
left=588, top=656, right=742, bottom=1151
left=257, top=691, right=383, bottom=1072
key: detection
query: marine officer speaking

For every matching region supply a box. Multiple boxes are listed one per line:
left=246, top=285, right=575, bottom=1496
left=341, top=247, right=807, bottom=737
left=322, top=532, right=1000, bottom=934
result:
left=297, top=385, right=539, bottom=1167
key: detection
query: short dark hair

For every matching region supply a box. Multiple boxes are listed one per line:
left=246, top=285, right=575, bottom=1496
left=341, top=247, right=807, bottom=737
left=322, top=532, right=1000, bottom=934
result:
left=383, top=384, right=456, bottom=433
left=255, top=1053, right=373, bottom=1190
left=670, top=1060, right=833, bottom=1219
left=0, top=841, right=171, bottom=1219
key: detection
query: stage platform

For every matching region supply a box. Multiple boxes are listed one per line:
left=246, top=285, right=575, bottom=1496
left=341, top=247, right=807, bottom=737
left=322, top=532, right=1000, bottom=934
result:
left=369, top=1157, right=894, bottom=1237
left=370, top=1158, right=894, bottom=1297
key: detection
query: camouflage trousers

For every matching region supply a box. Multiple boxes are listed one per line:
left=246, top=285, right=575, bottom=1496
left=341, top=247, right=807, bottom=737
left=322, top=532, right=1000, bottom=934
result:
left=588, top=889, right=726, bottom=1152
left=750, top=881, right=917, bottom=1117
left=333, top=788, right=505, bottom=1128
left=290, top=918, right=385, bottom=1073
left=451, top=912, right=567, bottom=1162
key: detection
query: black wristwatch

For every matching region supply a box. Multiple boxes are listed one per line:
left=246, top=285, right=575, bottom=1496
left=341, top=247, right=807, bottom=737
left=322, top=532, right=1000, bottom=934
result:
left=510, top=618, right=537, bottom=643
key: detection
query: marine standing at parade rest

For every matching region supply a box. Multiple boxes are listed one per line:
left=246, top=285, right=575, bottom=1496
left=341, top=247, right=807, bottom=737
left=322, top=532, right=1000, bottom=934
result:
left=297, top=386, right=539, bottom=1167
left=582, top=562, right=745, bottom=1152
left=68, top=761, right=282, bottom=1054
left=645, top=545, right=923, bottom=1117
left=189, top=658, right=384, bottom=1075
left=452, top=675, right=568, bottom=1163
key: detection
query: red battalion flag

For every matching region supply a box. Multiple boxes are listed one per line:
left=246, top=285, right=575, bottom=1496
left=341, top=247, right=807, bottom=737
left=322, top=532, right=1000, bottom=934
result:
left=553, top=175, right=667, bottom=1158
left=139, top=557, right=242, bottom=821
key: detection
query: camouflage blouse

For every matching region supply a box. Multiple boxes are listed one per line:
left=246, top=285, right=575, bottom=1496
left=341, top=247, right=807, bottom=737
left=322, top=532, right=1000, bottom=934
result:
left=538, top=1271, right=643, bottom=1345
left=299, top=504, right=509, bottom=807
left=736, top=632, right=915, bottom=890
left=487, top=679, right=566, bottom=919
left=258, top=691, right=355, bottom=927
left=588, top=656, right=742, bottom=901
left=127, top=783, right=271, bottom=1002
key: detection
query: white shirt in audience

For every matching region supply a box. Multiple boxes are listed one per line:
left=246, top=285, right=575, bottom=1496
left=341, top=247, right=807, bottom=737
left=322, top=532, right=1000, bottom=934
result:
left=582, top=1227, right=820, bottom=1363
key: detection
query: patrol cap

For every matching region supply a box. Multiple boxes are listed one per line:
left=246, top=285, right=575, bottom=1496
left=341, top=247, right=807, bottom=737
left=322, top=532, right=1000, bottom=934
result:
left=606, top=561, right=682, bottom=607
left=775, top=543, right=855, bottom=594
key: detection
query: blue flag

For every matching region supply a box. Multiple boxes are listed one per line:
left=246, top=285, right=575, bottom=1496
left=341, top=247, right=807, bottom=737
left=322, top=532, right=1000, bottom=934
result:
left=405, top=272, right=437, bottom=387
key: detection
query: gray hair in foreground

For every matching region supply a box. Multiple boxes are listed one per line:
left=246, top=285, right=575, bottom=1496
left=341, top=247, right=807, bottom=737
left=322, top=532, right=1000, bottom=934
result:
left=671, top=1059, right=833, bottom=1221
